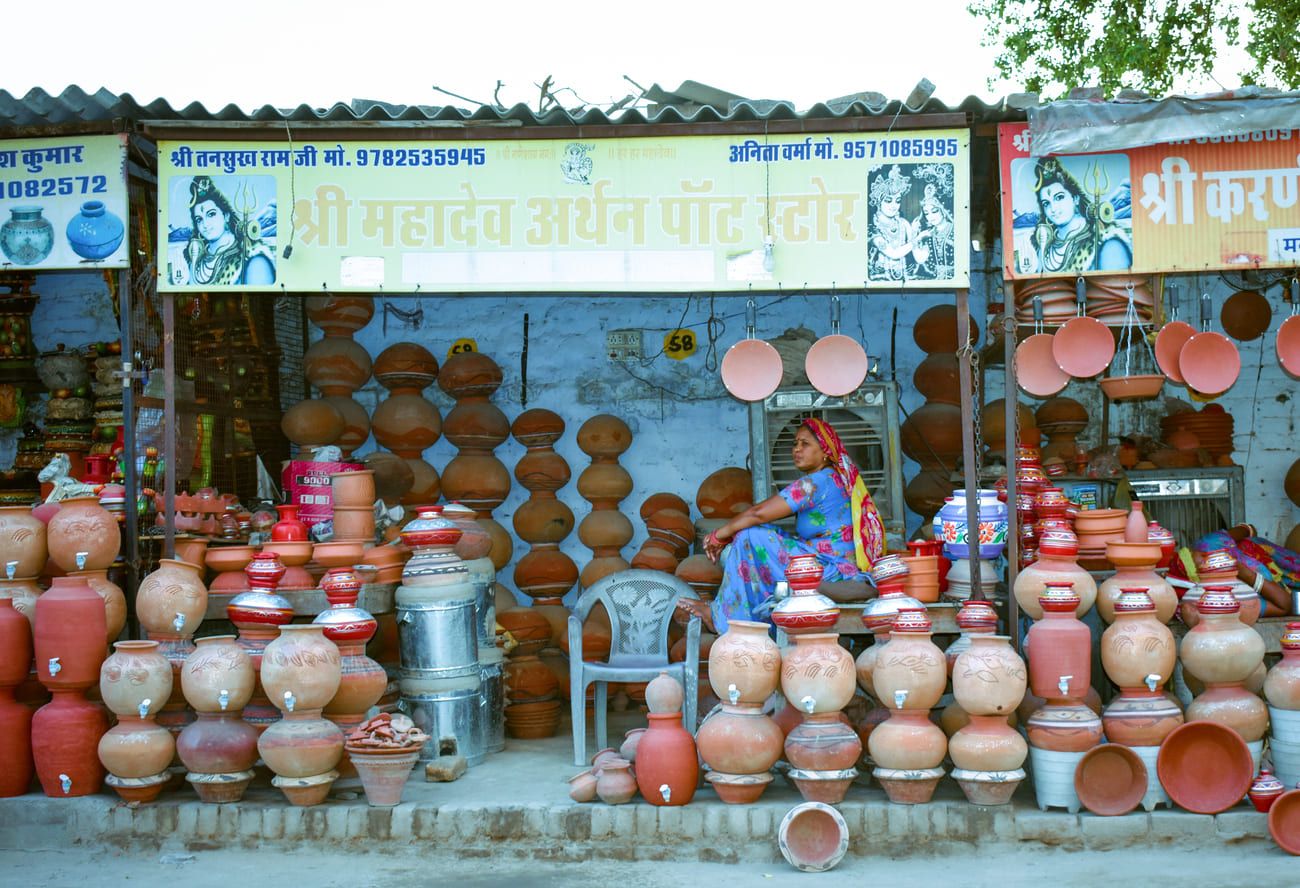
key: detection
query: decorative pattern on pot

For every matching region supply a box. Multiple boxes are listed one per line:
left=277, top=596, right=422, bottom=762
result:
left=949, top=635, right=1027, bottom=805
left=1100, top=590, right=1182, bottom=746
left=96, top=640, right=174, bottom=804
left=575, top=414, right=634, bottom=589
left=1181, top=587, right=1268, bottom=743
left=932, top=489, right=1008, bottom=560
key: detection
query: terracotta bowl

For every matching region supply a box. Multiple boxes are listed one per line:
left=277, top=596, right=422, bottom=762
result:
left=1268, top=788, right=1300, bottom=856
left=312, top=541, right=364, bottom=568
left=1099, top=375, right=1165, bottom=401
left=1074, top=743, right=1147, bottom=816
left=706, top=771, right=773, bottom=804
left=778, top=801, right=850, bottom=873
left=205, top=545, right=255, bottom=572
left=1105, top=541, right=1162, bottom=567
left=1072, top=509, right=1127, bottom=533
left=261, top=540, right=313, bottom=567
left=1157, top=721, right=1253, bottom=814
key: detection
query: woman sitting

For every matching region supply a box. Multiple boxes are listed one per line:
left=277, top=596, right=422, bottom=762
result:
left=679, top=419, right=885, bottom=633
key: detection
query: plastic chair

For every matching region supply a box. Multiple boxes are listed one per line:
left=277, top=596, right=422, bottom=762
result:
left=569, top=569, right=701, bottom=767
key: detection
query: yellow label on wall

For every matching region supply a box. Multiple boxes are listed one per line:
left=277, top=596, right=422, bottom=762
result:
left=663, top=329, right=697, bottom=360
left=447, top=338, right=477, bottom=360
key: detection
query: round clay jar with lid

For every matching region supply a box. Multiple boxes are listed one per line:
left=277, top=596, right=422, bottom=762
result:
left=871, top=608, right=946, bottom=711
left=1100, top=589, right=1175, bottom=691
left=708, top=619, right=780, bottom=705
left=1013, top=528, right=1096, bottom=619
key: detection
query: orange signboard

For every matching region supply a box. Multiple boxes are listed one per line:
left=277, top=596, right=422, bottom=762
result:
left=998, top=122, right=1300, bottom=279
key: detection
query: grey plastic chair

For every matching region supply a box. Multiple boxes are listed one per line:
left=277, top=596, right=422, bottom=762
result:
left=569, top=569, right=701, bottom=767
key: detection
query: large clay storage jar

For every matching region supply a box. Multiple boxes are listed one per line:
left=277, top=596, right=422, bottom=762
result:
left=177, top=635, right=258, bottom=803
left=1265, top=623, right=1300, bottom=713
left=0, top=597, right=33, bottom=797
left=949, top=635, right=1028, bottom=803
left=97, top=640, right=174, bottom=803
left=633, top=712, right=699, bottom=806
left=1026, top=582, right=1092, bottom=701
left=180, top=635, right=254, bottom=715
left=304, top=336, right=372, bottom=396
left=68, top=568, right=126, bottom=643
left=708, top=619, right=780, bottom=705
left=1097, top=541, right=1176, bottom=623
left=695, top=704, right=783, bottom=783
left=0, top=574, right=41, bottom=628
left=227, top=587, right=293, bottom=733
left=46, top=495, right=118, bottom=572
left=260, top=624, right=343, bottom=713
left=871, top=608, right=946, bottom=711
left=305, top=294, right=374, bottom=338
left=780, top=634, right=855, bottom=715
left=952, top=635, right=1026, bottom=716
left=281, top=398, right=344, bottom=450
left=0, top=505, right=46, bottom=577
left=1100, top=594, right=1183, bottom=747
left=1013, top=530, right=1095, bottom=619
left=1181, top=588, right=1268, bottom=743
left=32, top=576, right=109, bottom=797
left=438, top=351, right=511, bottom=515
left=136, top=558, right=208, bottom=642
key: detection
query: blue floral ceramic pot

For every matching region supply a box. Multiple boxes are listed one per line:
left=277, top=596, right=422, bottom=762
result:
left=933, top=489, right=1008, bottom=560
left=65, top=200, right=125, bottom=260
left=0, top=206, right=54, bottom=265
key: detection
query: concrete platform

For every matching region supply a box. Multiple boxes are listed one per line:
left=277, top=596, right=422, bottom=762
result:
left=0, top=711, right=1273, bottom=862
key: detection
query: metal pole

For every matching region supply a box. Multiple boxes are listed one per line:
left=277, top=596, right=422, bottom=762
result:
left=1003, top=281, right=1021, bottom=649
left=955, top=289, right=982, bottom=601
left=163, top=290, right=175, bottom=560
left=119, top=268, right=139, bottom=638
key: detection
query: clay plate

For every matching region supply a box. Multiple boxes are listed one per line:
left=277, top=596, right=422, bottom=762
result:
left=1015, top=333, right=1070, bottom=397
left=1156, top=721, right=1253, bottom=814
left=720, top=339, right=783, bottom=402
left=1278, top=315, right=1300, bottom=377
left=805, top=334, right=868, bottom=397
left=1178, top=330, right=1240, bottom=395
left=1154, top=321, right=1196, bottom=382
left=1220, top=289, right=1271, bottom=341
left=1052, top=316, right=1115, bottom=378
left=1268, top=788, right=1300, bottom=856
left=1074, top=743, right=1147, bottom=816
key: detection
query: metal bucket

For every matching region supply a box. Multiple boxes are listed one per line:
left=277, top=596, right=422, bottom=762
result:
left=400, top=675, right=485, bottom=766
left=395, top=595, right=478, bottom=679
left=479, top=647, right=505, bottom=755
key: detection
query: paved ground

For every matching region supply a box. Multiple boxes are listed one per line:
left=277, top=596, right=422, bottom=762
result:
left=1, top=843, right=1288, bottom=888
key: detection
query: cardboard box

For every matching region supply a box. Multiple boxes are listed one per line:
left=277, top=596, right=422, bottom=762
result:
left=282, top=459, right=363, bottom=530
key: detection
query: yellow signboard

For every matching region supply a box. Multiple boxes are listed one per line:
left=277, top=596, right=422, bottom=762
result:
left=158, top=131, right=969, bottom=293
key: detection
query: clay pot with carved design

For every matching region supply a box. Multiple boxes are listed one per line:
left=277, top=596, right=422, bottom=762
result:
left=708, top=619, right=781, bottom=705
left=0, top=505, right=46, bottom=578
left=46, top=496, right=118, bottom=572
left=779, top=633, right=855, bottom=715
left=870, top=608, right=947, bottom=711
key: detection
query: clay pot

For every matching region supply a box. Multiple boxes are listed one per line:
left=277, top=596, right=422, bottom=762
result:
left=271, top=504, right=308, bottom=541
left=780, top=634, right=855, bottom=715
left=696, top=467, right=753, bottom=519
left=1157, top=721, right=1253, bottom=815
left=304, top=336, right=372, bottom=395
left=513, top=546, right=579, bottom=601
left=97, top=710, right=173, bottom=786
left=35, top=576, right=106, bottom=691
left=512, top=498, right=575, bottom=547
left=1102, top=689, right=1184, bottom=747
left=258, top=710, right=345, bottom=778
left=0, top=505, right=46, bottom=577
left=363, top=452, right=415, bottom=505
left=900, top=402, right=964, bottom=469
left=913, top=352, right=963, bottom=404
left=633, top=712, right=698, bottom=805
left=46, top=496, right=118, bottom=572
left=950, top=713, right=1028, bottom=772
left=675, top=554, right=723, bottom=597
left=371, top=394, right=441, bottom=455
left=1026, top=583, right=1092, bottom=701
left=176, top=711, right=259, bottom=802
left=778, top=802, right=849, bottom=873
left=1097, top=542, right=1177, bottom=623
left=868, top=708, right=946, bottom=770
left=784, top=713, right=862, bottom=771
left=630, top=541, right=678, bottom=573
left=281, top=398, right=345, bottom=448
left=1013, top=537, right=1096, bottom=619
left=696, top=703, right=784, bottom=775
left=373, top=342, right=437, bottom=393
left=1265, top=623, right=1300, bottom=710
left=595, top=758, right=638, bottom=804
left=332, top=505, right=376, bottom=541
left=952, top=635, right=1026, bottom=716
left=68, top=569, right=126, bottom=643
left=708, top=619, right=780, bottom=705
left=0, top=597, right=33, bottom=797
left=1100, top=590, right=1176, bottom=691
left=136, top=558, right=208, bottom=640
left=99, top=640, right=172, bottom=717
left=260, top=625, right=342, bottom=713
left=0, top=575, right=41, bottom=629
left=1025, top=701, right=1104, bottom=751
left=438, top=351, right=504, bottom=400
left=577, top=462, right=634, bottom=509
left=322, top=395, right=371, bottom=457
left=32, top=687, right=109, bottom=797
left=1180, top=589, right=1265, bottom=686
left=871, top=609, right=946, bottom=711
left=444, top=400, right=510, bottom=451
left=441, top=453, right=512, bottom=513
left=305, top=295, right=374, bottom=337
left=568, top=769, right=598, bottom=802
left=349, top=748, right=421, bottom=806
left=645, top=671, right=684, bottom=714
left=914, top=303, right=976, bottom=353
left=181, top=635, right=254, bottom=714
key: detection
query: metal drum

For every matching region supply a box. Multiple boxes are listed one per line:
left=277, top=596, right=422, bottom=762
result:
left=395, top=591, right=478, bottom=680
left=465, top=556, right=495, bottom=647
left=400, top=672, right=485, bottom=765
left=479, top=646, right=505, bottom=755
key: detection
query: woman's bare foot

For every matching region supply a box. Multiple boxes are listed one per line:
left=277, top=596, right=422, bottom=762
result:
left=675, top=597, right=715, bottom=632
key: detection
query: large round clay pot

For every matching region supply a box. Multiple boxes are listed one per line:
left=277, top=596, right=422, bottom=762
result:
left=1025, top=701, right=1104, bottom=751
left=281, top=398, right=345, bottom=448
left=97, top=714, right=174, bottom=782
left=257, top=710, right=345, bottom=779
left=1186, top=684, right=1270, bottom=742
left=32, top=691, right=108, bottom=797
left=182, top=635, right=254, bottom=714
left=260, top=625, right=342, bottom=713
left=1026, top=582, right=1092, bottom=701
left=0, top=597, right=33, bottom=797
left=441, top=453, right=512, bottom=513
left=512, top=498, right=575, bottom=545
left=0, top=505, right=46, bottom=577
left=444, top=400, right=510, bottom=450
left=305, top=295, right=374, bottom=337
left=576, top=414, right=632, bottom=460
left=952, top=635, right=1026, bottom=716
left=46, top=496, right=118, bottom=572
left=695, top=703, right=783, bottom=774
left=708, top=619, right=780, bottom=705
left=1265, top=623, right=1300, bottom=710
left=784, top=712, right=862, bottom=771
left=443, top=504, right=493, bottom=561
left=403, top=458, right=442, bottom=506
left=1013, top=532, right=1096, bottom=619
left=373, top=342, right=438, bottom=393
left=780, top=634, right=855, bottom=715
left=868, top=708, right=947, bottom=770
left=900, top=402, right=964, bottom=469
left=99, top=640, right=171, bottom=718
left=372, top=394, right=442, bottom=455
left=913, top=303, right=976, bottom=353
left=913, top=353, right=963, bottom=405
left=696, top=467, right=753, bottom=519
left=34, top=575, right=106, bottom=691
left=0, top=575, right=41, bottom=629
left=437, top=351, right=504, bottom=400
left=633, top=712, right=698, bottom=805
left=949, top=713, right=1028, bottom=772
left=135, top=558, right=208, bottom=640
left=1180, top=588, right=1265, bottom=685
left=513, top=546, right=579, bottom=602
left=1097, top=542, right=1177, bottom=623
left=363, top=452, right=415, bottom=505
left=1102, top=689, right=1184, bottom=746
left=1100, top=590, right=1176, bottom=690
left=871, top=609, right=946, bottom=711
left=176, top=711, right=260, bottom=802
left=304, top=336, right=372, bottom=395
left=321, top=395, right=371, bottom=457
left=68, top=569, right=126, bottom=643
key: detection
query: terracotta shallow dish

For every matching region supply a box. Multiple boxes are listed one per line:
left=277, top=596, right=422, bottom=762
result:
left=1157, top=721, right=1253, bottom=814
left=1154, top=321, right=1196, bottom=382
left=1179, top=330, right=1240, bottom=395
left=1075, top=743, right=1147, bottom=816
left=778, top=801, right=849, bottom=873
left=1269, top=788, right=1300, bottom=855
left=721, top=339, right=783, bottom=402
left=1016, top=333, right=1070, bottom=397
left=1220, top=289, right=1271, bottom=341
left=805, top=334, right=868, bottom=397
left=1278, top=315, right=1300, bottom=377
left=1053, top=316, right=1115, bottom=378
left=1099, top=375, right=1164, bottom=401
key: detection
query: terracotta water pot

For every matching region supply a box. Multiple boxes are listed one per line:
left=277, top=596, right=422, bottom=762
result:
left=177, top=710, right=259, bottom=802
left=633, top=712, right=698, bottom=806
left=779, top=633, right=856, bottom=714
left=331, top=469, right=376, bottom=508
left=68, top=569, right=126, bottom=643
left=1026, top=701, right=1104, bottom=752
left=373, top=341, right=437, bottom=393
left=136, top=558, right=208, bottom=640
left=304, top=336, right=372, bottom=395
left=645, top=671, right=685, bottom=714
left=1027, top=583, right=1092, bottom=701
left=1097, top=542, right=1176, bottom=623
left=695, top=703, right=783, bottom=775
left=331, top=505, right=376, bottom=541
left=1013, top=533, right=1096, bottom=619
left=0, top=505, right=46, bottom=577
left=46, top=496, right=118, bottom=572
left=0, top=597, right=33, bottom=796
left=258, top=710, right=345, bottom=779
left=34, top=576, right=106, bottom=691
left=100, top=640, right=172, bottom=717
left=952, top=635, right=1026, bottom=716
left=1265, top=622, right=1300, bottom=710
left=181, top=635, right=254, bottom=714
left=950, top=713, right=1028, bottom=773
left=868, top=706, right=947, bottom=770
left=371, top=393, right=442, bottom=454
left=696, top=467, right=753, bottom=519
left=870, top=609, right=946, bottom=711
left=260, top=625, right=342, bottom=713
left=227, top=589, right=292, bottom=734
left=98, top=707, right=174, bottom=803
left=784, top=712, right=862, bottom=771
left=0, top=575, right=41, bottom=629
left=305, top=294, right=374, bottom=337
left=708, top=619, right=780, bottom=705
left=1180, top=588, right=1265, bottom=685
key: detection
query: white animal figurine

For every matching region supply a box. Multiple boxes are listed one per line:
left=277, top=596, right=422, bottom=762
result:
left=38, top=453, right=99, bottom=503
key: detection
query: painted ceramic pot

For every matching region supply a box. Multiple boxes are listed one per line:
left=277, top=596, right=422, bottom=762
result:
left=0, top=506, right=46, bottom=578
left=780, top=633, right=856, bottom=715
left=1026, top=582, right=1091, bottom=701
left=1264, top=622, right=1300, bottom=710
left=99, top=640, right=171, bottom=718
left=135, top=558, right=207, bottom=640
left=945, top=597, right=999, bottom=673
left=0, top=597, right=33, bottom=797
left=272, top=504, right=308, bottom=541
left=633, top=712, right=698, bottom=806
left=933, top=489, right=1008, bottom=560
left=858, top=585, right=922, bottom=632
left=1100, top=590, right=1176, bottom=691
left=952, top=635, right=1026, bottom=716
left=305, top=294, right=374, bottom=337
left=46, top=496, right=118, bottom=572
left=1025, top=701, right=1103, bottom=752
left=181, top=635, right=254, bottom=714
left=304, top=336, right=372, bottom=396
left=1102, top=688, right=1184, bottom=746
left=260, top=625, right=342, bottom=713
left=870, top=609, right=946, bottom=711
left=695, top=703, right=783, bottom=775
left=373, top=341, right=437, bottom=393
left=65, top=200, right=124, bottom=260
left=708, top=619, right=780, bottom=706
left=0, top=206, right=53, bottom=265
left=1249, top=767, right=1285, bottom=813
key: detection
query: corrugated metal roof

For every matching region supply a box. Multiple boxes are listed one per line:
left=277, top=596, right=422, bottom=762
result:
left=0, top=83, right=1034, bottom=131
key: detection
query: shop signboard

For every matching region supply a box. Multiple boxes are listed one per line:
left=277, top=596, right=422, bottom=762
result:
left=156, top=130, right=969, bottom=293
left=0, top=134, right=129, bottom=270
left=999, top=121, right=1300, bottom=279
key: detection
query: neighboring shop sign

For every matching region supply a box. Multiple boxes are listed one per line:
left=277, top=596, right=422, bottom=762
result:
left=999, top=121, right=1300, bottom=279
left=157, top=131, right=970, bottom=293
left=0, top=135, right=129, bottom=270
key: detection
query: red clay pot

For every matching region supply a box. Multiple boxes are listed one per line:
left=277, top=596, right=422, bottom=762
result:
left=634, top=712, right=698, bottom=806
left=0, top=598, right=33, bottom=796
left=32, top=689, right=109, bottom=796
left=272, top=504, right=308, bottom=541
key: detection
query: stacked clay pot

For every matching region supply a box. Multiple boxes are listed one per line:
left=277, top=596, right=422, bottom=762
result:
left=575, top=415, right=634, bottom=589
left=258, top=624, right=344, bottom=805
left=330, top=469, right=377, bottom=543
left=1097, top=540, right=1177, bottom=623
left=1100, top=589, right=1181, bottom=811
left=0, top=597, right=33, bottom=796
left=632, top=492, right=693, bottom=574
left=1013, top=528, right=1096, bottom=619
left=46, top=495, right=122, bottom=635
left=1267, top=623, right=1300, bottom=787
left=1181, top=588, right=1268, bottom=757
left=304, top=295, right=373, bottom=458
left=1035, top=397, right=1088, bottom=461
left=314, top=566, right=388, bottom=782
left=1180, top=549, right=1262, bottom=627
left=69, top=566, right=126, bottom=643
left=781, top=630, right=860, bottom=804
left=901, top=539, right=942, bottom=603
left=510, top=408, right=578, bottom=645
left=98, top=640, right=174, bottom=803
left=938, top=597, right=1001, bottom=737
left=136, top=556, right=209, bottom=745
left=0, top=507, right=46, bottom=712
left=695, top=467, right=753, bottom=523
left=1024, top=581, right=1101, bottom=812
left=853, top=573, right=922, bottom=749
left=633, top=672, right=698, bottom=806
left=868, top=607, right=948, bottom=803
left=771, top=554, right=839, bottom=637
left=32, top=576, right=109, bottom=797
left=177, top=634, right=258, bottom=802
left=438, top=352, right=512, bottom=566
left=949, top=635, right=1028, bottom=805
left=501, top=606, right=563, bottom=738
left=371, top=340, right=442, bottom=506
left=697, top=619, right=783, bottom=803
left=226, top=552, right=294, bottom=733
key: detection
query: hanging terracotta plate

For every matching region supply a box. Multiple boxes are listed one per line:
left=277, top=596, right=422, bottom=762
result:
left=1156, top=721, right=1253, bottom=814
left=1220, top=289, right=1272, bottom=341
left=1179, top=330, right=1240, bottom=395
left=1015, top=333, right=1069, bottom=398
left=1154, top=321, right=1196, bottom=382
left=1278, top=314, right=1300, bottom=377
left=1074, top=743, right=1147, bottom=816
left=805, top=334, right=868, bottom=397
left=721, top=338, right=783, bottom=402
left=1052, top=316, right=1115, bottom=378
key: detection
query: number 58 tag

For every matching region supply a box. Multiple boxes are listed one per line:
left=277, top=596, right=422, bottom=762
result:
left=447, top=338, right=477, bottom=360
left=663, top=329, right=696, bottom=360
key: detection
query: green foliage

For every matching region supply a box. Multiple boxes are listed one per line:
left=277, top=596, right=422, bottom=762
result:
left=969, top=0, right=1299, bottom=97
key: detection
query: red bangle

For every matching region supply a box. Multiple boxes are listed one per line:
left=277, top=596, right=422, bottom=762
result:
left=707, top=530, right=722, bottom=547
